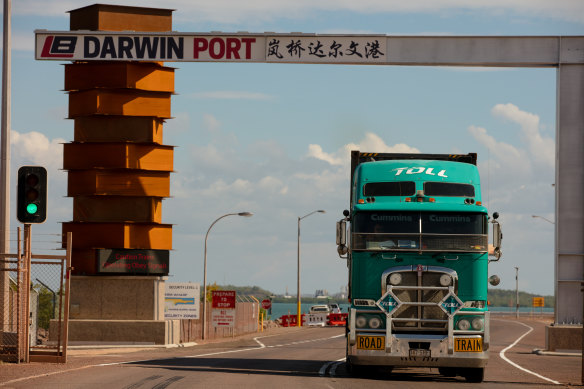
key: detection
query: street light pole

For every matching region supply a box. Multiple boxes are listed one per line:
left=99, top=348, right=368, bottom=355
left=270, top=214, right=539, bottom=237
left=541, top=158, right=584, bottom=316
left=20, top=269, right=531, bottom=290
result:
left=202, top=211, right=253, bottom=340
left=297, top=210, right=325, bottom=327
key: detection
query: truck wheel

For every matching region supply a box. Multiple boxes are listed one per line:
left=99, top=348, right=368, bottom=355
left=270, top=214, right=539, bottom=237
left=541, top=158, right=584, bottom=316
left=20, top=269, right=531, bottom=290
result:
left=438, top=367, right=457, bottom=377
left=463, top=367, right=484, bottom=383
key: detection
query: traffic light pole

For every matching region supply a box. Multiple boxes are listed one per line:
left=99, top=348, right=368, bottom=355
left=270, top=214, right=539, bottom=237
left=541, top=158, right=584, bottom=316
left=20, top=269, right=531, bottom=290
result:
left=0, top=0, right=11, bottom=335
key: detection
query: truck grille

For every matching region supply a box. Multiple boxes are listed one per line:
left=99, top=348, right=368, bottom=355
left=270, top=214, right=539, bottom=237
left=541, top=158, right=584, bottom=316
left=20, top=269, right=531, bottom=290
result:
left=382, top=266, right=457, bottom=332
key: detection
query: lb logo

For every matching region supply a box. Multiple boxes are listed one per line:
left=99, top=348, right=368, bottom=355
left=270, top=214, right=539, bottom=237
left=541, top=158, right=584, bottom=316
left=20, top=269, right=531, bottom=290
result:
left=41, top=36, right=77, bottom=58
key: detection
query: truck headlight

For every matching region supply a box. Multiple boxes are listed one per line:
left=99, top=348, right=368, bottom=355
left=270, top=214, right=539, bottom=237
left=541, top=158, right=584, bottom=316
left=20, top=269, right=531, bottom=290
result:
left=355, top=315, right=367, bottom=328
left=439, top=274, right=452, bottom=286
left=457, top=318, right=471, bottom=331
left=369, top=317, right=382, bottom=329
left=472, top=317, right=484, bottom=331
left=389, top=273, right=402, bottom=286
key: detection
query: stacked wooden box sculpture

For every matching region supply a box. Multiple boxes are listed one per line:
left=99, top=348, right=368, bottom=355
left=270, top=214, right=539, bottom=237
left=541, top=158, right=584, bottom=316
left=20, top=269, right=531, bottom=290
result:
left=62, top=5, right=174, bottom=276
left=61, top=5, right=179, bottom=344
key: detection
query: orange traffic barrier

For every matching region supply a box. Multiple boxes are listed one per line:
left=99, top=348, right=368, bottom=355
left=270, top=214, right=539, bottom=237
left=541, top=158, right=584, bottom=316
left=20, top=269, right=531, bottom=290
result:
left=327, top=313, right=348, bottom=326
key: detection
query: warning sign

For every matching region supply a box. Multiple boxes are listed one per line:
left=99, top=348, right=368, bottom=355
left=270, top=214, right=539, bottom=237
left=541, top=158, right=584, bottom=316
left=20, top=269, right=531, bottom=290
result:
left=212, top=309, right=236, bottom=328
left=211, top=290, right=236, bottom=327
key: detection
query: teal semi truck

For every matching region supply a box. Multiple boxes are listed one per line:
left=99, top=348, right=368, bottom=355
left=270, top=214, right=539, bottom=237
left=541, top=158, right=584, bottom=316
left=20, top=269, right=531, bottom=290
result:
left=336, top=151, right=502, bottom=383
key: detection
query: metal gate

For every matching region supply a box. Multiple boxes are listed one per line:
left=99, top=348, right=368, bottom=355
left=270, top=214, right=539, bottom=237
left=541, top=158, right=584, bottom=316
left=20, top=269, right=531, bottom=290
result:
left=0, top=226, right=71, bottom=363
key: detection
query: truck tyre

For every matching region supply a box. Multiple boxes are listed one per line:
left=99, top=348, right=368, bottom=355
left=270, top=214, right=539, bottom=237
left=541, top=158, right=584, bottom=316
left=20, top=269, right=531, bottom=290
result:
left=463, top=367, right=484, bottom=383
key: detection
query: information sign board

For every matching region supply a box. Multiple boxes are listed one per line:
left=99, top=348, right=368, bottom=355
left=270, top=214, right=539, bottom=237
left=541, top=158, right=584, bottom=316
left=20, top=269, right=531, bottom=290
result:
left=164, top=283, right=200, bottom=319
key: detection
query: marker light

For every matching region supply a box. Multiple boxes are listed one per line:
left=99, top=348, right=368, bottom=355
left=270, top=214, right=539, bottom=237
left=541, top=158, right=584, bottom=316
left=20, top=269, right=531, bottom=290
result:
left=405, top=198, right=412, bottom=202
left=476, top=201, right=482, bottom=206
left=429, top=198, right=436, bottom=203
left=358, top=199, right=365, bottom=204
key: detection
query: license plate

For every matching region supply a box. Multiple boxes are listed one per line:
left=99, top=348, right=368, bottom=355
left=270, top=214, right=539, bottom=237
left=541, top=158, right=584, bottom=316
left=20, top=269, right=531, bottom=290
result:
left=409, top=349, right=431, bottom=357
left=454, top=337, right=483, bottom=352
left=356, top=335, right=385, bottom=350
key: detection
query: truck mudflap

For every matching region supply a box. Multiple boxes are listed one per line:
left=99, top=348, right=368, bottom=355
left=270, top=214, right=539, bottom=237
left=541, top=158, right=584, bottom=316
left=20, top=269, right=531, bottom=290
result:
left=347, top=309, right=490, bottom=368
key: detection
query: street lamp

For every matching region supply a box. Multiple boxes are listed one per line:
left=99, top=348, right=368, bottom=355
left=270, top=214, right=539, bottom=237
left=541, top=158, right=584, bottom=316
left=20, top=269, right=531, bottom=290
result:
left=297, top=209, right=326, bottom=327
left=202, top=211, right=253, bottom=339
left=531, top=215, right=555, bottom=224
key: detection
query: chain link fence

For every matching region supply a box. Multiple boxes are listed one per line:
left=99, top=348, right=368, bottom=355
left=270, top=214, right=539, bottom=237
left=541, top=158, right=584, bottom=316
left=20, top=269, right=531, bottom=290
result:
left=1, top=227, right=71, bottom=363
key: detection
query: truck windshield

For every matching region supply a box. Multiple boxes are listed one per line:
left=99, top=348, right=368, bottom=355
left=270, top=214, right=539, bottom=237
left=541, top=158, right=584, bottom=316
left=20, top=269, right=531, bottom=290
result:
left=424, top=182, right=475, bottom=197
left=352, top=211, right=487, bottom=252
left=363, top=181, right=415, bottom=196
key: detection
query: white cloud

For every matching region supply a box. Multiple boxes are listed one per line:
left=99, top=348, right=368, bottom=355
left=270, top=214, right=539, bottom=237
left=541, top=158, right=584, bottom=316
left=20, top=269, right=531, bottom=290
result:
left=491, top=103, right=554, bottom=167
left=11, top=130, right=64, bottom=171
left=308, top=132, right=420, bottom=166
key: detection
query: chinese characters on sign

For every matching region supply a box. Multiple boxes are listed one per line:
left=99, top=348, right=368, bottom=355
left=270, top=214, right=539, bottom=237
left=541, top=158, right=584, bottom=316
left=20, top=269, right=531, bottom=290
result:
left=212, top=290, right=236, bottom=328
left=266, top=37, right=386, bottom=63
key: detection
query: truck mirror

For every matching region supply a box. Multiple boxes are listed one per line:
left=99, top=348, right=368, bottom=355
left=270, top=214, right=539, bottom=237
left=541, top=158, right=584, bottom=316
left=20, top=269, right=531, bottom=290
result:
left=491, top=221, right=502, bottom=261
left=488, top=275, right=501, bottom=286
left=336, top=219, right=346, bottom=246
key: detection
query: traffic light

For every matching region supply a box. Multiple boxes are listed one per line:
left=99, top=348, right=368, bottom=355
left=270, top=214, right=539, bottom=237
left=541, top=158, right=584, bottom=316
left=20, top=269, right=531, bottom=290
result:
left=17, top=166, right=47, bottom=224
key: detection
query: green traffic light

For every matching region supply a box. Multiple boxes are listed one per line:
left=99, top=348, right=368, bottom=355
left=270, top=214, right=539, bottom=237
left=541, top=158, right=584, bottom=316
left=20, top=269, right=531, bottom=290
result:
left=26, top=203, right=38, bottom=214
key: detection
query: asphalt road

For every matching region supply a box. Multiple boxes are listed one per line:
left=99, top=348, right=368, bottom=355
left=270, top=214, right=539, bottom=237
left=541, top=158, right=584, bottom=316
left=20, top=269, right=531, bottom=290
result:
left=1, top=316, right=581, bottom=388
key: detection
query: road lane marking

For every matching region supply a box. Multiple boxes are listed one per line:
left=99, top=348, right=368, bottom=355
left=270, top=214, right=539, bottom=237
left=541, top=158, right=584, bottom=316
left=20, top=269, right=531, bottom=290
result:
left=496, top=320, right=560, bottom=385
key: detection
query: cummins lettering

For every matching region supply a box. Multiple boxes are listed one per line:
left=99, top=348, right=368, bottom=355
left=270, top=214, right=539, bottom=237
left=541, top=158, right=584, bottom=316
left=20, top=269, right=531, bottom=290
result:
left=371, top=214, right=413, bottom=222
left=430, top=215, right=471, bottom=223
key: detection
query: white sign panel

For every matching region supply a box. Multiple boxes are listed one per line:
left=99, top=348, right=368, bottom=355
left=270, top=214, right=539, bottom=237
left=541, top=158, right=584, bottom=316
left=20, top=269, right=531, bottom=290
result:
left=212, top=309, right=236, bottom=327
left=164, top=282, right=200, bottom=319
left=34, top=31, right=386, bottom=64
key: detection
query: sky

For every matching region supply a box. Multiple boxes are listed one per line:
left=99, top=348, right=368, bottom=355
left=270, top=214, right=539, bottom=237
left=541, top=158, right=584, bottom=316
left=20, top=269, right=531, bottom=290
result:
left=4, top=0, right=583, bottom=298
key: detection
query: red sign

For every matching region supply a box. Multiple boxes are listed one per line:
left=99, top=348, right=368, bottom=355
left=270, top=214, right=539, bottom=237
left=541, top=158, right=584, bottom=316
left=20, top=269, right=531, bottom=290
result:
left=261, top=299, right=272, bottom=310
left=212, top=290, right=236, bottom=309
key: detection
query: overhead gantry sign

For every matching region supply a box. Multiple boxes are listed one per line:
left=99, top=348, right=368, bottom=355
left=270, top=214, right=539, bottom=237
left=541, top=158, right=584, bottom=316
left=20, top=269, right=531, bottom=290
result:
left=35, top=31, right=562, bottom=66
left=36, top=31, right=387, bottom=63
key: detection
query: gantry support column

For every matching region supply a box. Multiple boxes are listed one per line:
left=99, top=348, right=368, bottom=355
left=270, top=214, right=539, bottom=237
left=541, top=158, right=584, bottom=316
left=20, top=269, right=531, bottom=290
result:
left=60, top=4, right=177, bottom=344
